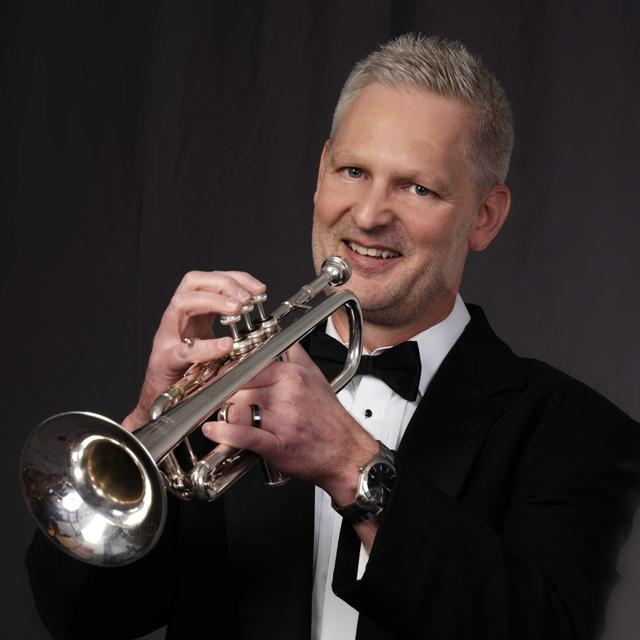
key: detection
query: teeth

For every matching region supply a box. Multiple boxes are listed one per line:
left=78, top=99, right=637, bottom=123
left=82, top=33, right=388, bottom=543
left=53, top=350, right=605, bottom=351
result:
left=347, top=241, right=399, bottom=259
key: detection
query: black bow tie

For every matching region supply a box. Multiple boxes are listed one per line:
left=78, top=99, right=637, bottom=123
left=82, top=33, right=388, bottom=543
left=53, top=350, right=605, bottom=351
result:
left=306, top=329, right=422, bottom=401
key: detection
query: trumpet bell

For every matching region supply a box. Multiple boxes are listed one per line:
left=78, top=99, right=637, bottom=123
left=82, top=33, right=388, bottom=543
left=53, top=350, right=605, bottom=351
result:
left=21, top=411, right=166, bottom=566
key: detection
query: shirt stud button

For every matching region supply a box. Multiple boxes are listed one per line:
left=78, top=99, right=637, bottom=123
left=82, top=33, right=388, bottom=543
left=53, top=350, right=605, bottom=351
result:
left=364, top=409, right=373, bottom=418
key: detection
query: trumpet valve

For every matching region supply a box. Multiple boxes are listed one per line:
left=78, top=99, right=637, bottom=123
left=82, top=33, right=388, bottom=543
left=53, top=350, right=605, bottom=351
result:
left=220, top=314, right=242, bottom=341
left=241, top=303, right=255, bottom=332
left=261, top=316, right=279, bottom=337
left=220, top=313, right=252, bottom=357
left=246, top=328, right=265, bottom=347
left=252, top=293, right=268, bottom=322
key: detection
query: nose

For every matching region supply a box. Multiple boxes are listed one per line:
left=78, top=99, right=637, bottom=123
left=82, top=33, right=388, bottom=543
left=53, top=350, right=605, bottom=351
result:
left=350, top=181, right=394, bottom=230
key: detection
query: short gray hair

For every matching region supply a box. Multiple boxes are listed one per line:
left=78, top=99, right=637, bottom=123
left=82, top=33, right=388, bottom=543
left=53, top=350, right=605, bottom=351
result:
left=331, top=34, right=514, bottom=191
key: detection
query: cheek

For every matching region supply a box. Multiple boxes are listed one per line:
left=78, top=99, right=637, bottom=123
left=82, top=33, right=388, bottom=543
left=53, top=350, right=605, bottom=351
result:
left=311, top=209, right=339, bottom=262
left=413, top=210, right=470, bottom=249
left=313, top=191, right=346, bottom=232
left=406, top=218, right=452, bottom=254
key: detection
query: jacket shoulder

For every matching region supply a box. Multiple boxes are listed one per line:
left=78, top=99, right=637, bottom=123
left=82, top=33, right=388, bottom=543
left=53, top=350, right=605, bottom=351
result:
left=461, top=304, right=639, bottom=457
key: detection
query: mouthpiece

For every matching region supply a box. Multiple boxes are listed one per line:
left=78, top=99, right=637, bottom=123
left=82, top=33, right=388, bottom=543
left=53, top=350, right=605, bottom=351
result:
left=321, top=256, right=352, bottom=286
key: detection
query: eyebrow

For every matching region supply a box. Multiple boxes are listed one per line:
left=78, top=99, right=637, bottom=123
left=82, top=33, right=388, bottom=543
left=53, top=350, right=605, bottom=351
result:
left=328, top=146, right=356, bottom=166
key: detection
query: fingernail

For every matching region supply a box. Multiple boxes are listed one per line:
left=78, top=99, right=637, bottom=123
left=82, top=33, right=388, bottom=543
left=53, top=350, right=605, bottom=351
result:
left=238, top=288, right=251, bottom=303
left=219, top=337, right=233, bottom=350
left=202, top=423, right=210, bottom=436
left=225, top=296, right=240, bottom=309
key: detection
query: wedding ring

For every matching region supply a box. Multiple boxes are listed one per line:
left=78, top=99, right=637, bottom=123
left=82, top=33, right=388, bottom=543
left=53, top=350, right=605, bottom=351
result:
left=215, top=402, right=260, bottom=426
left=216, top=403, right=231, bottom=422
left=250, top=404, right=262, bottom=428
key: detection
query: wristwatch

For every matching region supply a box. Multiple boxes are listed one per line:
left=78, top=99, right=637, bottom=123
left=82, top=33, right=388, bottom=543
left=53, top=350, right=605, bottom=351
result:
left=332, top=440, right=397, bottom=524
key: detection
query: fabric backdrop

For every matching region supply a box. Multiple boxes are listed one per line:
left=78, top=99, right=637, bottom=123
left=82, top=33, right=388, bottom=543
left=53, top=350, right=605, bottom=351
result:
left=2, top=1, right=639, bottom=638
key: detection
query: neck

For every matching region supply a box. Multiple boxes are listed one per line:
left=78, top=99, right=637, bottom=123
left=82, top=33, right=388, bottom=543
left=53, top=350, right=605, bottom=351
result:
left=332, top=295, right=457, bottom=351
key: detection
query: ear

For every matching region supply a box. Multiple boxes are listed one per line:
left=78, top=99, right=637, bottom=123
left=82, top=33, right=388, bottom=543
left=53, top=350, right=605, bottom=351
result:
left=468, top=185, right=511, bottom=252
left=313, top=140, right=331, bottom=205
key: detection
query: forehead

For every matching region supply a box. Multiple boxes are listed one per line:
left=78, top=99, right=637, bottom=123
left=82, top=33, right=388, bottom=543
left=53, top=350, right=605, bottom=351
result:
left=331, top=83, right=474, bottom=189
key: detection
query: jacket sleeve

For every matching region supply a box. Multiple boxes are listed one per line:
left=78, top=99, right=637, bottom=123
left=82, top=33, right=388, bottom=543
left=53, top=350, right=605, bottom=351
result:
left=332, top=405, right=640, bottom=639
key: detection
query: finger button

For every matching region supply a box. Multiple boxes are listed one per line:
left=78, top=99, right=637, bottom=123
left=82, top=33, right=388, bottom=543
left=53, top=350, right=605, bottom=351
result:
left=220, top=314, right=242, bottom=341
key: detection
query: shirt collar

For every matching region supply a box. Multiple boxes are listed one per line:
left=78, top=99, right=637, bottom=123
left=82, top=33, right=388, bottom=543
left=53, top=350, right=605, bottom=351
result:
left=326, top=294, right=470, bottom=398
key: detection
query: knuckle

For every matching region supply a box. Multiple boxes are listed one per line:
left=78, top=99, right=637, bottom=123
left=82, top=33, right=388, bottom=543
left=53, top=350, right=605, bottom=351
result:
left=211, top=272, right=238, bottom=294
left=180, top=271, right=198, bottom=288
left=209, top=271, right=230, bottom=285
left=237, top=271, right=265, bottom=290
left=286, top=365, right=306, bottom=387
left=169, top=292, right=187, bottom=313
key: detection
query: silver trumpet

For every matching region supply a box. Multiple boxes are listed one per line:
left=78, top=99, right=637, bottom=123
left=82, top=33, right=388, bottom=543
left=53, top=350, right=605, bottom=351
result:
left=20, top=257, right=362, bottom=567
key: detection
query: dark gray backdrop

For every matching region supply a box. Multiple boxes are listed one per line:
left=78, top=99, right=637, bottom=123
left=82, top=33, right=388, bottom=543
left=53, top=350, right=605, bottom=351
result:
left=2, top=1, right=639, bottom=638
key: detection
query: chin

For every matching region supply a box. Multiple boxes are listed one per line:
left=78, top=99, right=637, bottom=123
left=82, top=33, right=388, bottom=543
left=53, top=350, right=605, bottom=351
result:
left=357, top=293, right=402, bottom=317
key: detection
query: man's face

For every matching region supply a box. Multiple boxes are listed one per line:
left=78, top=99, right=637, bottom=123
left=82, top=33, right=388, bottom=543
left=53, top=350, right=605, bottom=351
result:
left=312, top=83, right=484, bottom=332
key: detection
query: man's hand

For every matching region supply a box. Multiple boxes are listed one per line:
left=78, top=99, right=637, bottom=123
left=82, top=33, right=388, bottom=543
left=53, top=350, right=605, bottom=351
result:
left=201, top=343, right=379, bottom=507
left=122, top=270, right=266, bottom=431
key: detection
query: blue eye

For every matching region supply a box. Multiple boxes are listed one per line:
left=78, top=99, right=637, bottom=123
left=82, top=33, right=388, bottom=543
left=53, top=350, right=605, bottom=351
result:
left=412, top=183, right=431, bottom=197
left=346, top=167, right=363, bottom=178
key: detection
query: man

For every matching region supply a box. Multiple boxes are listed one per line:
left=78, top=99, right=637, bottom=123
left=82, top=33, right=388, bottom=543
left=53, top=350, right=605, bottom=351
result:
left=28, top=34, right=640, bottom=639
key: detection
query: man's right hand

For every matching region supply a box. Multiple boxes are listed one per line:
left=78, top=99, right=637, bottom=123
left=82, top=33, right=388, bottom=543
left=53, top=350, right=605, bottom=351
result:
left=122, top=269, right=266, bottom=431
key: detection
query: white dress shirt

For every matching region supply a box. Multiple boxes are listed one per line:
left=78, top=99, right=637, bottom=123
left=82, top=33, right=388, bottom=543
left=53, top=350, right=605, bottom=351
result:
left=311, top=294, right=470, bottom=640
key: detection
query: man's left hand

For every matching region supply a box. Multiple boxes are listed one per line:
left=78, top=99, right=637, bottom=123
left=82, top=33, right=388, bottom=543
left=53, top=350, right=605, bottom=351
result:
left=201, top=343, right=378, bottom=507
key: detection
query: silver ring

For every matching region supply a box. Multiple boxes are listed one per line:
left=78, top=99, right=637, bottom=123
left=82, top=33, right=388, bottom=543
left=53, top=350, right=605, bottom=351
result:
left=250, top=404, right=262, bottom=428
left=217, top=403, right=231, bottom=422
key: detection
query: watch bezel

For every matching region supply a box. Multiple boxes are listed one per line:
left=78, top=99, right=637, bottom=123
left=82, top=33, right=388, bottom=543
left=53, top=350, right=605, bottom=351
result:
left=358, top=453, right=397, bottom=509
left=360, top=460, right=397, bottom=507
left=332, top=441, right=397, bottom=524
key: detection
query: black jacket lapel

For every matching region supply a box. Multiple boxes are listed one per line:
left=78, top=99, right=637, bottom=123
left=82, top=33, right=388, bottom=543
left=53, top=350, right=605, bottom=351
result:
left=398, top=304, right=524, bottom=501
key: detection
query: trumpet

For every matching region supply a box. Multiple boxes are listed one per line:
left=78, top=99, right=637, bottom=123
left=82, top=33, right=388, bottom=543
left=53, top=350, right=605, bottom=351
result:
left=20, top=257, right=362, bottom=566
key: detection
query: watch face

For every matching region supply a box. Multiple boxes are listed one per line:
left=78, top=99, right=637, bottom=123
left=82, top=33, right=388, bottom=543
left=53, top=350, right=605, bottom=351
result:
left=366, top=462, right=397, bottom=507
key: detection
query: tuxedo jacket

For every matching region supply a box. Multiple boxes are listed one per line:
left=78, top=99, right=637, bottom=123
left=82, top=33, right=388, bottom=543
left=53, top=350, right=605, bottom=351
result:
left=27, top=305, right=640, bottom=639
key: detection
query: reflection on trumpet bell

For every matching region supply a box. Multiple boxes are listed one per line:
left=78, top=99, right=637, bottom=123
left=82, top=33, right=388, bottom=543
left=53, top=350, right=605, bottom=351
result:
left=20, top=256, right=363, bottom=566
left=21, top=412, right=166, bottom=566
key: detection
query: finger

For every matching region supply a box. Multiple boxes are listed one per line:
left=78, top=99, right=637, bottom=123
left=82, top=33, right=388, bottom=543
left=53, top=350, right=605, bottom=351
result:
left=168, top=290, right=246, bottom=319
left=175, top=270, right=265, bottom=299
left=225, top=271, right=268, bottom=293
left=284, top=343, right=335, bottom=385
left=223, top=387, right=271, bottom=409
left=218, top=403, right=255, bottom=426
left=282, top=342, right=316, bottom=368
left=169, top=336, right=234, bottom=369
left=202, top=420, right=276, bottom=455
left=228, top=359, right=292, bottom=390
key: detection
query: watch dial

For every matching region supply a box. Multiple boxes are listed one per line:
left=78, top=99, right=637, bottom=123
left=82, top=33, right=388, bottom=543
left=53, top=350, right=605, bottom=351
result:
left=367, top=463, right=397, bottom=506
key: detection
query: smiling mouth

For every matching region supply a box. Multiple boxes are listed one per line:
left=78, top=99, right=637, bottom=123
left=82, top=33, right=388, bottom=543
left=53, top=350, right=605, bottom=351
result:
left=345, top=240, right=400, bottom=260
